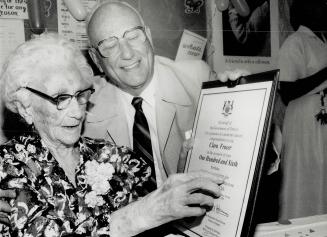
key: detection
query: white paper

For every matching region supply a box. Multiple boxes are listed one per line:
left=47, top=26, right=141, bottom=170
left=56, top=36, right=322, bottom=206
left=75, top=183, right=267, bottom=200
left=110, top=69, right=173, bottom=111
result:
left=57, top=0, right=97, bottom=50
left=0, top=0, right=28, bottom=19
left=175, top=29, right=207, bottom=61
left=182, top=81, right=272, bottom=237
left=0, top=19, right=25, bottom=70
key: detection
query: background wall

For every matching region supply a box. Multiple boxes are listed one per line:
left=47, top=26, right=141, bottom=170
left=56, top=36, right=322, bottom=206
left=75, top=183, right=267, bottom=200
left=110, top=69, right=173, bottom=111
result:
left=0, top=0, right=295, bottom=71
left=0, top=0, right=208, bottom=76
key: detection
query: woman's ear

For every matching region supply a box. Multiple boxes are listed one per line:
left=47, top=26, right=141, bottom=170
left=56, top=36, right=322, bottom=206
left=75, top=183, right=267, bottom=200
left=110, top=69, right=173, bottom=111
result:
left=16, top=100, right=33, bottom=125
left=88, top=48, right=104, bottom=73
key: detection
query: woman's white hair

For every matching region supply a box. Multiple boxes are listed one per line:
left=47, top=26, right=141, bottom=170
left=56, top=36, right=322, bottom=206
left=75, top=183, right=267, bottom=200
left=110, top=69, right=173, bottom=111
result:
left=0, top=32, right=93, bottom=114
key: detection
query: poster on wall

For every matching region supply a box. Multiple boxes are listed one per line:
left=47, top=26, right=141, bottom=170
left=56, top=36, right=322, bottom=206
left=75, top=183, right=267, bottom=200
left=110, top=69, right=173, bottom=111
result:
left=0, top=0, right=28, bottom=19
left=207, top=0, right=279, bottom=74
left=175, top=29, right=207, bottom=61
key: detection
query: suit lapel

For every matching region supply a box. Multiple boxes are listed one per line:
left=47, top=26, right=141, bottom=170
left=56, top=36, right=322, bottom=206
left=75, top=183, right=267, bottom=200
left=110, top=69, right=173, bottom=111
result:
left=86, top=83, right=131, bottom=147
left=156, top=97, right=176, bottom=155
left=155, top=59, right=194, bottom=174
left=105, top=113, right=130, bottom=147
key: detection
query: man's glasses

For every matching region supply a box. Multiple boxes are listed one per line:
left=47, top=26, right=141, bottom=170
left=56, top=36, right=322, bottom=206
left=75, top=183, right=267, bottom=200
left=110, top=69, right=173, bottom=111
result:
left=24, top=87, right=95, bottom=110
left=95, top=26, right=147, bottom=58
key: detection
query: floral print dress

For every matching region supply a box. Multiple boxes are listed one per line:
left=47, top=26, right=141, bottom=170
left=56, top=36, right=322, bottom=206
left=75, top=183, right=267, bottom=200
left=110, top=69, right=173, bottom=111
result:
left=0, top=133, right=151, bottom=236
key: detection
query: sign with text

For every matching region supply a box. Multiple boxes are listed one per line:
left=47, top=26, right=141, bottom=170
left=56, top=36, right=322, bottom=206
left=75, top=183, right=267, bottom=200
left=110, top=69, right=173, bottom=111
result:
left=0, top=0, right=27, bottom=19
left=179, top=70, right=279, bottom=237
left=175, top=29, right=207, bottom=61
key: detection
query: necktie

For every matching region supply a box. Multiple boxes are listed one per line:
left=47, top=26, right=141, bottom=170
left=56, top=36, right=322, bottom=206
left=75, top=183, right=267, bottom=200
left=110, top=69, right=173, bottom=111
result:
left=132, top=97, right=157, bottom=192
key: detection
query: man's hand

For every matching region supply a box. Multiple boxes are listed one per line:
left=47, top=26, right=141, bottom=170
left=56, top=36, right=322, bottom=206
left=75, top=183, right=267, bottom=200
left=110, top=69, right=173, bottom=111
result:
left=110, top=171, right=224, bottom=237
left=0, top=189, right=15, bottom=225
left=217, top=69, right=250, bottom=82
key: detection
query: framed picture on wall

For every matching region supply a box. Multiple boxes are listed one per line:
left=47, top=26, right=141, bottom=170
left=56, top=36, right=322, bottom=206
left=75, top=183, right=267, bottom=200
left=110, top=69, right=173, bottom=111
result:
left=207, top=0, right=279, bottom=74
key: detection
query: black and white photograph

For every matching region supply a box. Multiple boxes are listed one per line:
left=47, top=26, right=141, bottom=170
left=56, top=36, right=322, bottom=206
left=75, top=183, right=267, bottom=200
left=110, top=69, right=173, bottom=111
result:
left=0, top=0, right=326, bottom=236
left=222, top=0, right=271, bottom=57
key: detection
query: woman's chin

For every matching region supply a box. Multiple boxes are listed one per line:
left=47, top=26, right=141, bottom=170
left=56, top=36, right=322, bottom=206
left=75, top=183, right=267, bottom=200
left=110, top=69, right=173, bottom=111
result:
left=60, top=136, right=80, bottom=147
left=60, top=126, right=82, bottom=145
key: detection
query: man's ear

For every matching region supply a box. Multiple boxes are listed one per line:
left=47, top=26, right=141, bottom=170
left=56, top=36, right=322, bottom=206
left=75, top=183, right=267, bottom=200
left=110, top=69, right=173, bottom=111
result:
left=145, top=26, right=154, bottom=48
left=16, top=100, right=33, bottom=125
left=88, top=48, right=104, bottom=73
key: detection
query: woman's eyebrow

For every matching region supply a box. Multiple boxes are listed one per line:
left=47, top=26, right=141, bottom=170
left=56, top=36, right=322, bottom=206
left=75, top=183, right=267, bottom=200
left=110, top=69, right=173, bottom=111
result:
left=50, top=88, right=69, bottom=97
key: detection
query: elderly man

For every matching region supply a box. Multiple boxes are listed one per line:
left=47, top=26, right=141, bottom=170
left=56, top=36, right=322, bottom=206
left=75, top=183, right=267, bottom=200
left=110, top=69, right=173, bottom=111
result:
left=84, top=1, right=246, bottom=188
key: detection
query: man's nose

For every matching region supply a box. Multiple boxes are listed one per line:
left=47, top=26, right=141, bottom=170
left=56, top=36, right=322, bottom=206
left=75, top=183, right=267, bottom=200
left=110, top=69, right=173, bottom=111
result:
left=119, top=40, right=135, bottom=59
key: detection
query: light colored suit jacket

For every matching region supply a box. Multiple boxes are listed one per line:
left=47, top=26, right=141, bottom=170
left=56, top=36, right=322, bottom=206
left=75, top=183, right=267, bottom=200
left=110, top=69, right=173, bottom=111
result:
left=83, top=56, right=211, bottom=177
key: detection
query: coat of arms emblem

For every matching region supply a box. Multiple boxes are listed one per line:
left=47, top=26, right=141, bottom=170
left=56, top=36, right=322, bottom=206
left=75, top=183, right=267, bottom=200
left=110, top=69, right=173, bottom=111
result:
left=222, top=100, right=234, bottom=117
left=184, top=0, right=204, bottom=14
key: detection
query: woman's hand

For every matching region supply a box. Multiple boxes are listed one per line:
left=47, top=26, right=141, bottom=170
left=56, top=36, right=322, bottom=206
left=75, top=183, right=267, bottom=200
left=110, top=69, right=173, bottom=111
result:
left=109, top=171, right=224, bottom=237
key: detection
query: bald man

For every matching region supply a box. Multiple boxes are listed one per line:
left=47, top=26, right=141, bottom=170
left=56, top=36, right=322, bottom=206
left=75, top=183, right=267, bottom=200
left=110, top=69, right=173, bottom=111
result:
left=84, top=1, right=217, bottom=186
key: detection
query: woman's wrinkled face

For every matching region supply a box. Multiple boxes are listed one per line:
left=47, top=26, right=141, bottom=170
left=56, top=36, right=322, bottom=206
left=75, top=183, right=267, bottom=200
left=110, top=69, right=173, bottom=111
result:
left=30, top=66, right=91, bottom=148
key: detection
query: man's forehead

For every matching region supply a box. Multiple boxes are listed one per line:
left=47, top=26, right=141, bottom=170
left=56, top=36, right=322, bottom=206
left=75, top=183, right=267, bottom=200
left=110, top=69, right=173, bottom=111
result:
left=92, top=3, right=141, bottom=28
left=89, top=4, right=142, bottom=41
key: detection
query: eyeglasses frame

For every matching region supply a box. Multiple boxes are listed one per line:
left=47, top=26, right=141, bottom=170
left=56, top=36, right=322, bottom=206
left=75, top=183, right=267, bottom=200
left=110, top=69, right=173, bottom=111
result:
left=24, top=86, right=95, bottom=110
left=93, top=26, right=147, bottom=58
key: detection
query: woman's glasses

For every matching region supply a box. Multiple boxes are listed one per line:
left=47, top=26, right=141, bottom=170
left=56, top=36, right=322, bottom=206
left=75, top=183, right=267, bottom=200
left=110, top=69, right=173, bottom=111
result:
left=24, top=87, right=95, bottom=110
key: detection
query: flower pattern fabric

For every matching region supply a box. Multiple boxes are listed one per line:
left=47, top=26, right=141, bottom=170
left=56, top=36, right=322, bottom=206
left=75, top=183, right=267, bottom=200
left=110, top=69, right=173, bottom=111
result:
left=0, top=133, right=151, bottom=236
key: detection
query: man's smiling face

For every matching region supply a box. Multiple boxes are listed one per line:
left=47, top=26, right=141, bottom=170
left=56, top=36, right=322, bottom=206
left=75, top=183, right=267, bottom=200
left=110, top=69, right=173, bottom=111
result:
left=88, top=3, right=154, bottom=96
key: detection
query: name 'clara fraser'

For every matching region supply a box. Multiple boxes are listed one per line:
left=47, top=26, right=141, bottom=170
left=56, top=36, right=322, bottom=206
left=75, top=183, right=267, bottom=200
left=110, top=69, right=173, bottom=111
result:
left=209, top=142, right=232, bottom=151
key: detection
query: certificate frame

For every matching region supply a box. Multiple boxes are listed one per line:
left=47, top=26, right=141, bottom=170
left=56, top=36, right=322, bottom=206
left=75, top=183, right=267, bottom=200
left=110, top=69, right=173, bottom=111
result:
left=179, top=70, right=279, bottom=237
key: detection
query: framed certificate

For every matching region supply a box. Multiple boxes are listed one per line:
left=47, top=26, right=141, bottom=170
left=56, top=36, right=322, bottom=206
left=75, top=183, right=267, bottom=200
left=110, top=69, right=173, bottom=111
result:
left=179, top=70, right=279, bottom=237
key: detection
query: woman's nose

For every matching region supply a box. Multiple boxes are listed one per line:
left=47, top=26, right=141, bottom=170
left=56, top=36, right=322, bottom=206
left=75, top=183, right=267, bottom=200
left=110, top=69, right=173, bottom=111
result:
left=68, top=97, right=84, bottom=119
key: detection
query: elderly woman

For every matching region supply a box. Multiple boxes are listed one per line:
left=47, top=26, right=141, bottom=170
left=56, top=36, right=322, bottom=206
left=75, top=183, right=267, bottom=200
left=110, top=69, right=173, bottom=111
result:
left=0, top=33, right=222, bottom=236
